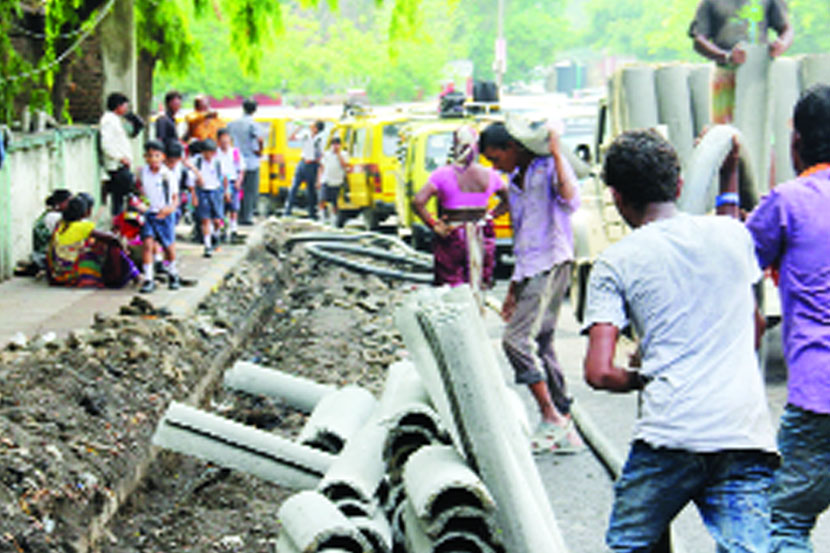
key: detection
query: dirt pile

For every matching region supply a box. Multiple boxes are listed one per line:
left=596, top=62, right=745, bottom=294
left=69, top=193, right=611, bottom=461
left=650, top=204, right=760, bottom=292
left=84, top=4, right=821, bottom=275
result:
left=0, top=219, right=416, bottom=552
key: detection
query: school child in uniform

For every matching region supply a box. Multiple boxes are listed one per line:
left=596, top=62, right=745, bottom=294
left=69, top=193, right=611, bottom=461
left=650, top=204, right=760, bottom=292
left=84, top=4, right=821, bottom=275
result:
left=135, top=140, right=180, bottom=293
left=216, top=128, right=245, bottom=243
left=191, top=138, right=228, bottom=258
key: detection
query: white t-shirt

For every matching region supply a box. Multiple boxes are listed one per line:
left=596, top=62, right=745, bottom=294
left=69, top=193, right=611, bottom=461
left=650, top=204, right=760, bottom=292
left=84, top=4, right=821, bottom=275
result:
left=583, top=213, right=776, bottom=453
left=301, top=130, right=324, bottom=163
left=216, top=147, right=245, bottom=184
left=320, top=149, right=349, bottom=186
left=189, top=154, right=224, bottom=191
left=139, top=165, right=177, bottom=213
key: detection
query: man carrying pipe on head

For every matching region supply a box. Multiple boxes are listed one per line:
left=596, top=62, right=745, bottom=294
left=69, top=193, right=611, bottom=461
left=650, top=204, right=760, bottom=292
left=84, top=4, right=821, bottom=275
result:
left=689, top=0, right=793, bottom=124
left=746, top=85, right=830, bottom=553
left=479, top=118, right=584, bottom=455
left=582, top=129, right=778, bottom=553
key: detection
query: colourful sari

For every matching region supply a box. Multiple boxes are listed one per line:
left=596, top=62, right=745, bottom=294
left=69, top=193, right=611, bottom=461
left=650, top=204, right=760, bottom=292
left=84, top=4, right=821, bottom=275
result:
left=433, top=219, right=496, bottom=289
left=47, top=221, right=138, bottom=288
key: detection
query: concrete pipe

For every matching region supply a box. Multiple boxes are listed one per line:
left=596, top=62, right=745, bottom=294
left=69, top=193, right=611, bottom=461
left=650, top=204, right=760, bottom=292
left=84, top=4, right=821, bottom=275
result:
left=800, top=53, right=830, bottom=90
left=427, top=508, right=500, bottom=545
left=403, top=500, right=435, bottom=553
left=224, top=361, right=336, bottom=413
left=334, top=498, right=375, bottom=519
left=277, top=532, right=302, bottom=553
left=439, top=285, right=567, bottom=546
left=735, top=43, right=774, bottom=195
left=152, top=402, right=334, bottom=490
left=319, top=417, right=389, bottom=506
left=351, top=513, right=393, bottom=553
left=278, top=490, right=372, bottom=553
left=299, top=386, right=379, bottom=454
left=656, top=65, right=695, bottom=167
left=433, top=533, right=500, bottom=553
left=678, top=124, right=757, bottom=215
left=384, top=425, right=441, bottom=477
left=689, top=64, right=714, bottom=137
left=620, top=66, right=659, bottom=131
left=770, top=57, right=801, bottom=184
left=413, top=289, right=568, bottom=553
left=403, top=445, right=496, bottom=523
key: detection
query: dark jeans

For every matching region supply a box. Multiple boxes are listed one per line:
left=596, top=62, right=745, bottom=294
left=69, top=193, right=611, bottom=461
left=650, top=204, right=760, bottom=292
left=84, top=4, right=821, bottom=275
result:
left=770, top=404, right=830, bottom=552
left=284, top=160, right=319, bottom=219
left=106, top=166, right=134, bottom=216
left=608, top=440, right=776, bottom=553
left=239, top=169, right=259, bottom=224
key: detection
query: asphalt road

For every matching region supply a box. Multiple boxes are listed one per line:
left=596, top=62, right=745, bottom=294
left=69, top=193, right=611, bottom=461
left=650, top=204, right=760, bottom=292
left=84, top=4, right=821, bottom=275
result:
left=484, top=282, right=830, bottom=553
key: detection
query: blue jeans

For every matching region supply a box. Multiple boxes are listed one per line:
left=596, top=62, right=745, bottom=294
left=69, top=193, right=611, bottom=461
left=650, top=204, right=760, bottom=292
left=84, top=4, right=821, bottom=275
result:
left=770, top=405, right=830, bottom=552
left=284, top=160, right=319, bottom=219
left=608, top=440, right=776, bottom=553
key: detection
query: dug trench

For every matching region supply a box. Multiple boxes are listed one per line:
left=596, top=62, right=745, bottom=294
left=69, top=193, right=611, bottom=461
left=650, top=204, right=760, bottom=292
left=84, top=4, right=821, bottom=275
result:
left=0, top=220, right=414, bottom=553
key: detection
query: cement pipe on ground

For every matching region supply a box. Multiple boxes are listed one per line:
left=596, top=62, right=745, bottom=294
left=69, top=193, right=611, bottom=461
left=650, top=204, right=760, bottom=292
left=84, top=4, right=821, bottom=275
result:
left=224, top=360, right=337, bottom=413
left=403, top=445, right=496, bottom=524
left=391, top=311, right=464, bottom=452
left=440, top=285, right=565, bottom=543
left=298, top=386, right=379, bottom=454
left=152, top=402, right=334, bottom=490
left=800, top=53, right=830, bottom=90
left=735, top=44, right=774, bottom=195
left=278, top=490, right=372, bottom=553
left=620, top=66, right=659, bottom=131
left=771, top=57, right=801, bottom=184
left=319, top=416, right=389, bottom=506
left=689, top=64, right=713, bottom=137
left=656, top=65, right=695, bottom=167
left=415, top=289, right=568, bottom=553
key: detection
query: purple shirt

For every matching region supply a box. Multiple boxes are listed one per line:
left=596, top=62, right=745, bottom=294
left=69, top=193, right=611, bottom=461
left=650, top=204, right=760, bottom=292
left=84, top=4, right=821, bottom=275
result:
left=746, top=168, right=830, bottom=414
left=509, top=156, right=580, bottom=281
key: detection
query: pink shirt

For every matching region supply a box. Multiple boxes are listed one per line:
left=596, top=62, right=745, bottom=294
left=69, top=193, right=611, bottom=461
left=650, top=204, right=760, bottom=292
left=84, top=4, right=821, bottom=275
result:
left=429, top=165, right=504, bottom=210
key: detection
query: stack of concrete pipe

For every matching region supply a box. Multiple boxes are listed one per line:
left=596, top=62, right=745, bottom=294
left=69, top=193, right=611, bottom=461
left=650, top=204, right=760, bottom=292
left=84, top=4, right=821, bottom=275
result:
left=612, top=52, right=830, bottom=207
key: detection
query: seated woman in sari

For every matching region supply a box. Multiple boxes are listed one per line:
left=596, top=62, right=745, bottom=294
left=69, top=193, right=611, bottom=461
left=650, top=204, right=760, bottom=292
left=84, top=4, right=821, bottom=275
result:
left=47, top=197, right=139, bottom=288
left=413, top=125, right=508, bottom=288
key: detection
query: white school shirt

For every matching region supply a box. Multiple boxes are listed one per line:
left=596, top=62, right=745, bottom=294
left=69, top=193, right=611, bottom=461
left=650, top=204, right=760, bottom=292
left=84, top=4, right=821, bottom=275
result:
left=216, top=147, right=245, bottom=184
left=320, top=149, right=349, bottom=185
left=583, top=213, right=776, bottom=453
left=188, top=154, right=224, bottom=191
left=140, top=165, right=176, bottom=213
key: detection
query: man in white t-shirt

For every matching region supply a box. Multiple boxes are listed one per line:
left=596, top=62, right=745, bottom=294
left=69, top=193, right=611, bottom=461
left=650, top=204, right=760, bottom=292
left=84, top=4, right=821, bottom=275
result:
left=582, top=130, right=777, bottom=552
left=284, top=120, right=325, bottom=219
left=317, top=136, right=349, bottom=223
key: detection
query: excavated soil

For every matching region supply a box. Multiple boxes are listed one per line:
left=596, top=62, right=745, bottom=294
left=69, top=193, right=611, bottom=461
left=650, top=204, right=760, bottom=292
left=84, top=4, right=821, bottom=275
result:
left=0, top=219, right=414, bottom=552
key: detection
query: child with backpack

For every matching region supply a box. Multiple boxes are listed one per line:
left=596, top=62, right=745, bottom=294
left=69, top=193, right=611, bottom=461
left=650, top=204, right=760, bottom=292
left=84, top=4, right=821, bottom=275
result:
left=191, top=138, right=228, bottom=258
left=216, top=128, right=245, bottom=243
left=134, top=140, right=180, bottom=293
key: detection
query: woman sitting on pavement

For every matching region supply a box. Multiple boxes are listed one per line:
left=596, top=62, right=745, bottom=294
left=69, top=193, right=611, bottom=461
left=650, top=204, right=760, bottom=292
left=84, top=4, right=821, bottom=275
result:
left=47, top=196, right=139, bottom=288
left=413, top=125, right=508, bottom=289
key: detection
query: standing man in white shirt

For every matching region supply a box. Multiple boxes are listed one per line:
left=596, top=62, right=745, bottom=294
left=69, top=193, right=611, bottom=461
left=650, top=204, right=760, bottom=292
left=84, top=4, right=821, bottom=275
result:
left=99, top=93, right=134, bottom=216
left=582, top=130, right=777, bottom=552
left=318, top=136, right=349, bottom=224
left=284, top=120, right=325, bottom=220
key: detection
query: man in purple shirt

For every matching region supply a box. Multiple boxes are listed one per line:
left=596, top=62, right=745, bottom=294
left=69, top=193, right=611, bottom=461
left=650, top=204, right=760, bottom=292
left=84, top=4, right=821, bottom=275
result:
left=746, top=84, right=830, bottom=552
left=480, top=120, right=582, bottom=453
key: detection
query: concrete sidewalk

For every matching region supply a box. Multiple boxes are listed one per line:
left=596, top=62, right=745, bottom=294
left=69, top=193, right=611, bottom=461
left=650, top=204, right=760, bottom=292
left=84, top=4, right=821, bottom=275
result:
left=0, top=221, right=267, bottom=348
